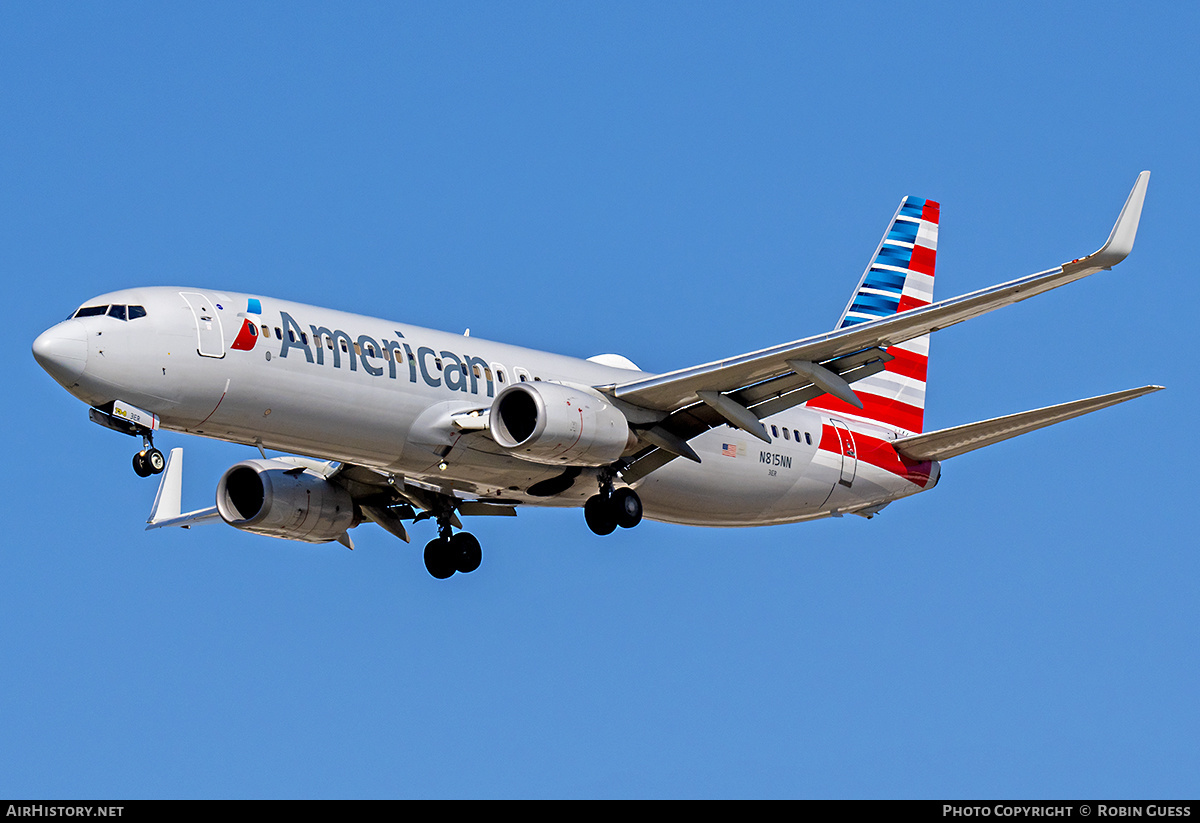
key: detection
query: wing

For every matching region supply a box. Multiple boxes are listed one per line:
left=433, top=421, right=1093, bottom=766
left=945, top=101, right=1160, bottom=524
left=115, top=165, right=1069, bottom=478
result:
left=609, top=172, right=1150, bottom=482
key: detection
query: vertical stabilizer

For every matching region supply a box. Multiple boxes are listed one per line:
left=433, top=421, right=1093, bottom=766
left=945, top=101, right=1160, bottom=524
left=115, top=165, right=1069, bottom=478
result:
left=807, top=196, right=939, bottom=433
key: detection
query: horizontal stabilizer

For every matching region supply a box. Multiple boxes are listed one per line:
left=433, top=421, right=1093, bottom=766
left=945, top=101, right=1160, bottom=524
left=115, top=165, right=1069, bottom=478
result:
left=893, top=385, right=1163, bottom=462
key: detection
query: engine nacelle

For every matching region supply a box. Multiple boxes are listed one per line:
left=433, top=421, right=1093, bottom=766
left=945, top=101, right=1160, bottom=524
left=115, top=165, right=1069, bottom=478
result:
left=215, top=459, right=357, bottom=544
left=489, top=381, right=634, bottom=466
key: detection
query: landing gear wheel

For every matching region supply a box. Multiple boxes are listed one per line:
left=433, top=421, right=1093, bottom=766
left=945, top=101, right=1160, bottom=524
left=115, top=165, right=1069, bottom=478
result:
left=145, top=448, right=166, bottom=474
left=611, top=488, right=642, bottom=529
left=423, top=537, right=457, bottom=579
left=451, top=532, right=482, bottom=573
left=585, top=494, right=617, bottom=535
left=132, top=451, right=151, bottom=477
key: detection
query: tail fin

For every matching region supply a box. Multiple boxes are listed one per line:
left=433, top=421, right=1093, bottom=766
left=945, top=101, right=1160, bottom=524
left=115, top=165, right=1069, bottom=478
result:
left=807, top=196, right=939, bottom=434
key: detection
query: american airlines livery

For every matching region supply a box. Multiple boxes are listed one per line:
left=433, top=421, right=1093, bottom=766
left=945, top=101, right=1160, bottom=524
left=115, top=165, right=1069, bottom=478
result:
left=33, top=172, right=1160, bottom=578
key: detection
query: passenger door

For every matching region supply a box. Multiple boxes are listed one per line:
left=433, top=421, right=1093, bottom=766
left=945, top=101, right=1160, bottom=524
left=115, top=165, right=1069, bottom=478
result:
left=180, top=292, right=225, bottom=358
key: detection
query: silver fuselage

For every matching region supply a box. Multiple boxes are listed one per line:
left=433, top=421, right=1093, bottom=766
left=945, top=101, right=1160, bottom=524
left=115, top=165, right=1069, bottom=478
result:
left=34, top=286, right=938, bottom=526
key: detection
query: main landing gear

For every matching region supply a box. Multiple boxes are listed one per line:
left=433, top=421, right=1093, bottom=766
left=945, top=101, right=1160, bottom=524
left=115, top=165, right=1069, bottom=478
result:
left=422, top=509, right=482, bottom=579
left=584, top=475, right=643, bottom=536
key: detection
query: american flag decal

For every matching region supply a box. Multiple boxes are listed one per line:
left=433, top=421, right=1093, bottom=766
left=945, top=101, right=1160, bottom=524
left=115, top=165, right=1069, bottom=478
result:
left=721, top=443, right=738, bottom=457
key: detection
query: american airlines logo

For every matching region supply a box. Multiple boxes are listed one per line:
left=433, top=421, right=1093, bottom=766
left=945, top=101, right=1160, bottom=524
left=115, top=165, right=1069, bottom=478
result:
left=273, top=310, right=497, bottom=397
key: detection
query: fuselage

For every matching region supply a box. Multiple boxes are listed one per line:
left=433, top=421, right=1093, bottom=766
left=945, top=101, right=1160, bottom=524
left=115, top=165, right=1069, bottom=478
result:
left=33, top=286, right=939, bottom=527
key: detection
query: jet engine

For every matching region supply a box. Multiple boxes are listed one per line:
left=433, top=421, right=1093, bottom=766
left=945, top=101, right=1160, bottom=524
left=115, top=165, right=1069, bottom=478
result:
left=489, top=381, right=635, bottom=466
left=215, top=459, right=358, bottom=543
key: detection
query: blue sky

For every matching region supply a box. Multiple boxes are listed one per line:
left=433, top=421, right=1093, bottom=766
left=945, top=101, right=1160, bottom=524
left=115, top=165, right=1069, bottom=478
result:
left=2, top=3, right=1197, bottom=798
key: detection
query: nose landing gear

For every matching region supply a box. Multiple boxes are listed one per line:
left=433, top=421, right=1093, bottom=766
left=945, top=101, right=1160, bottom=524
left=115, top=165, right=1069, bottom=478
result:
left=87, top=403, right=166, bottom=478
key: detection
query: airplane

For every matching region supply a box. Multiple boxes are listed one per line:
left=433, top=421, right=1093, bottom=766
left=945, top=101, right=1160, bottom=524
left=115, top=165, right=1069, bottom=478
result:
left=32, top=172, right=1160, bottom=579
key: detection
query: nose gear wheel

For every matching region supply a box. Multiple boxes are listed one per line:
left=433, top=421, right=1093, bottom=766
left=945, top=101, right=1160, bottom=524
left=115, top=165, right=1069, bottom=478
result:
left=133, top=448, right=165, bottom=477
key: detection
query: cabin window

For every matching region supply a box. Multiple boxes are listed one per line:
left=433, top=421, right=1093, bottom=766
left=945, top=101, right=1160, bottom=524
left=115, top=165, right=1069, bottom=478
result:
left=804, top=432, right=812, bottom=445
left=353, top=342, right=361, bottom=356
left=496, top=369, right=505, bottom=382
left=472, top=364, right=482, bottom=378
left=287, top=329, right=296, bottom=343
left=382, top=347, right=391, bottom=361
left=340, top=340, right=348, bottom=353
left=771, top=425, right=778, bottom=437
left=782, top=428, right=790, bottom=441
left=794, top=430, right=801, bottom=442
left=300, top=332, right=309, bottom=345
left=484, top=367, right=493, bottom=381
left=275, top=327, right=282, bottom=339
left=261, top=325, right=271, bottom=338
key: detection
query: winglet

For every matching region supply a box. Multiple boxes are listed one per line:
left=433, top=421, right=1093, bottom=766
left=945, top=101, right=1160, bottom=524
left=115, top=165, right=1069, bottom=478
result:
left=145, top=447, right=221, bottom=530
left=1064, top=171, right=1150, bottom=273
left=148, top=447, right=184, bottom=524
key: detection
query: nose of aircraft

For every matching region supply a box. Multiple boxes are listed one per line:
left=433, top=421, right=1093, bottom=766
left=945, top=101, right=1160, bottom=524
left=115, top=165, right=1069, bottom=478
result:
left=32, top=320, right=88, bottom=386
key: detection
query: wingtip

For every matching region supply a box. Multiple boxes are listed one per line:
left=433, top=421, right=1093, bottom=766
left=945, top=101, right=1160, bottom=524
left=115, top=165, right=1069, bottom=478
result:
left=147, top=447, right=184, bottom=525
left=1096, top=170, right=1151, bottom=266
left=1063, top=171, right=1150, bottom=273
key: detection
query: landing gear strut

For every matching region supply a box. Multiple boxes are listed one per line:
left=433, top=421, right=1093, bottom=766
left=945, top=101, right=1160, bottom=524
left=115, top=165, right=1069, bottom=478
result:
left=423, top=509, right=482, bottom=579
left=584, top=472, right=642, bottom=536
left=87, top=403, right=166, bottom=478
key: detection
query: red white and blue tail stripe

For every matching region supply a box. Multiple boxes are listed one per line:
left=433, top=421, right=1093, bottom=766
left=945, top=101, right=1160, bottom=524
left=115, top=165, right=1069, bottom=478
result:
left=807, top=196, right=939, bottom=434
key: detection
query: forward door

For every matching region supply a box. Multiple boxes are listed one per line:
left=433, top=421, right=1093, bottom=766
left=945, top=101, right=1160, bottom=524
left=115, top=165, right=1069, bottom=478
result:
left=180, top=292, right=225, bottom=358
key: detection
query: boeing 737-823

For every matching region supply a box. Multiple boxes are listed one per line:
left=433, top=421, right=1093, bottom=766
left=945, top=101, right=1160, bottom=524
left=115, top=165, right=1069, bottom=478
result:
left=32, top=172, right=1160, bottom=578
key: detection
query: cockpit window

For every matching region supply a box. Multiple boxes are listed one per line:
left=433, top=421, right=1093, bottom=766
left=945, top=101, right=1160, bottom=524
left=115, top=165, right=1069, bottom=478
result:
left=72, top=304, right=147, bottom=320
